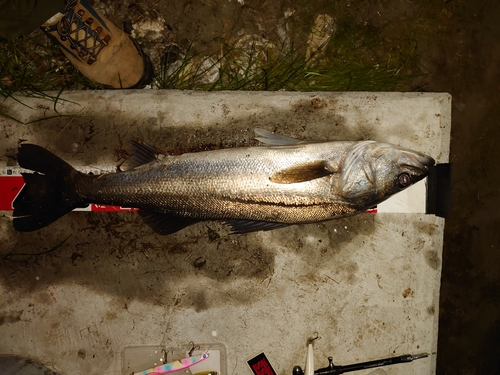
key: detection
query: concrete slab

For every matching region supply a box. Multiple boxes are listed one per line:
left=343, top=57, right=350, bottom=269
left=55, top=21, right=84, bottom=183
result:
left=0, top=91, right=450, bottom=375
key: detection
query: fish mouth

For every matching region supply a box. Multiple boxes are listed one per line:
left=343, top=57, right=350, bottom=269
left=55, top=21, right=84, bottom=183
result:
left=399, top=150, right=435, bottom=178
left=417, top=153, right=436, bottom=168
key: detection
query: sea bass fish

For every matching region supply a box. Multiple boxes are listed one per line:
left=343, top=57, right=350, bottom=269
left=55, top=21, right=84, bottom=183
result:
left=12, top=129, right=434, bottom=234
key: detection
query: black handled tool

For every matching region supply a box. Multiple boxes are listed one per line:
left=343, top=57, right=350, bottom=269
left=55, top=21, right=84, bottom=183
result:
left=293, top=353, right=429, bottom=375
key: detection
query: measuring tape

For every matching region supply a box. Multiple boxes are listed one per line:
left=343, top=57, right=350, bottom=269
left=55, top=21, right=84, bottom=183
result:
left=0, top=165, right=138, bottom=212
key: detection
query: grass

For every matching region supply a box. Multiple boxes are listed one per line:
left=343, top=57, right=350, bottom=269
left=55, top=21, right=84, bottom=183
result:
left=0, top=32, right=100, bottom=97
left=0, top=31, right=101, bottom=121
left=153, top=23, right=420, bottom=92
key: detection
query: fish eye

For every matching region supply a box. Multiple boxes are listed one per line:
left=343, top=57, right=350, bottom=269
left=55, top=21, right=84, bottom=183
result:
left=397, top=173, right=411, bottom=188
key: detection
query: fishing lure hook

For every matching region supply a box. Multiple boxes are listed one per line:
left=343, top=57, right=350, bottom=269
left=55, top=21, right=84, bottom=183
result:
left=161, top=349, right=172, bottom=364
left=308, top=332, right=321, bottom=344
left=188, top=341, right=201, bottom=356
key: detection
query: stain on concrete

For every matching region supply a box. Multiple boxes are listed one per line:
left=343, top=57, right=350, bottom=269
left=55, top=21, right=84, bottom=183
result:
left=34, top=292, right=53, bottom=306
left=0, top=310, right=23, bottom=326
left=0, top=355, right=59, bottom=375
left=425, top=250, right=441, bottom=270
left=77, top=349, right=87, bottom=360
left=413, top=220, right=439, bottom=236
left=403, top=287, right=414, bottom=299
left=71, top=252, right=84, bottom=265
left=191, top=290, right=208, bottom=312
left=105, top=311, right=118, bottom=321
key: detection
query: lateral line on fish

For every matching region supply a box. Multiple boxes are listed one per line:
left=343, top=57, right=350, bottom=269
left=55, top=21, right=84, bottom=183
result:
left=216, top=196, right=346, bottom=208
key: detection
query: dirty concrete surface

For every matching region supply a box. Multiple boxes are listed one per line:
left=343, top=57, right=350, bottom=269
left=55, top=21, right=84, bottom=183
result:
left=0, top=91, right=448, bottom=375
left=0, top=0, right=499, bottom=374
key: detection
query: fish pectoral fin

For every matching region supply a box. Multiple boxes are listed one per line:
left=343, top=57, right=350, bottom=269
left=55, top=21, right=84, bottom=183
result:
left=270, top=160, right=335, bottom=184
left=124, top=140, right=166, bottom=170
left=225, top=220, right=289, bottom=234
left=139, top=210, right=200, bottom=235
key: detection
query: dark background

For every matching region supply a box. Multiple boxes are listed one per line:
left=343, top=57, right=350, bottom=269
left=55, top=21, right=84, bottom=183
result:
left=422, top=1, right=500, bottom=373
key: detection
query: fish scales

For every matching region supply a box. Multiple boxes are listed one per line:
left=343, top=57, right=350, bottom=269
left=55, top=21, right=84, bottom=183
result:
left=77, top=142, right=357, bottom=223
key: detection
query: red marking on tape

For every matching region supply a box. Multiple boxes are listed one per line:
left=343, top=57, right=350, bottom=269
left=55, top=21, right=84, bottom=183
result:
left=91, top=204, right=138, bottom=212
left=0, top=176, right=23, bottom=210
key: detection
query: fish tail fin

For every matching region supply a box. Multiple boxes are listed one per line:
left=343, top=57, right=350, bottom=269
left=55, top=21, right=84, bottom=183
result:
left=13, top=144, right=86, bottom=232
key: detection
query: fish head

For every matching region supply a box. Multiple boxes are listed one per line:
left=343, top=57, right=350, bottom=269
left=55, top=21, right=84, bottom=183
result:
left=339, top=141, right=435, bottom=207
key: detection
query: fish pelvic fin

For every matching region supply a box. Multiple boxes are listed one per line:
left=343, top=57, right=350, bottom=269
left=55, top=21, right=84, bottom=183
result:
left=13, top=144, right=86, bottom=232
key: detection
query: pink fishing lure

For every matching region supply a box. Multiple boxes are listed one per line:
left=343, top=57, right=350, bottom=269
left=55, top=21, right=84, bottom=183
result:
left=133, top=353, right=209, bottom=375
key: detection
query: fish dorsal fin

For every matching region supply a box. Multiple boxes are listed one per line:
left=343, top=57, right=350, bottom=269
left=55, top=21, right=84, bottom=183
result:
left=139, top=210, right=200, bottom=235
left=271, top=160, right=339, bottom=184
left=254, top=128, right=306, bottom=146
left=225, top=220, right=289, bottom=234
left=125, top=140, right=166, bottom=170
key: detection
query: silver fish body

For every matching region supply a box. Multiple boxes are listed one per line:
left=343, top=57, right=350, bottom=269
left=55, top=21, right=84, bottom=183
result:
left=13, top=130, right=435, bottom=234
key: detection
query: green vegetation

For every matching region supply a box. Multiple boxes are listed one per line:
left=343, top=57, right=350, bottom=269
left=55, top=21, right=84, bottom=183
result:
left=0, top=33, right=98, bottom=100
left=154, top=18, right=420, bottom=92
left=1, top=4, right=426, bottom=99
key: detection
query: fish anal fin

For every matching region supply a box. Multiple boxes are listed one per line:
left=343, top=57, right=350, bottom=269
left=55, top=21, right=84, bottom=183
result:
left=225, top=220, right=289, bottom=234
left=270, top=160, right=337, bottom=184
left=125, top=140, right=166, bottom=170
left=139, top=210, right=200, bottom=235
